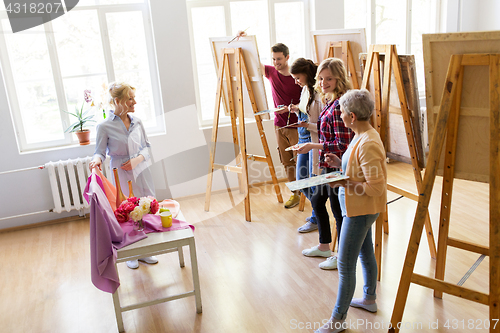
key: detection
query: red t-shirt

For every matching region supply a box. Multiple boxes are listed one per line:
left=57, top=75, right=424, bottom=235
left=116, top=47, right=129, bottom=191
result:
left=265, top=65, right=302, bottom=127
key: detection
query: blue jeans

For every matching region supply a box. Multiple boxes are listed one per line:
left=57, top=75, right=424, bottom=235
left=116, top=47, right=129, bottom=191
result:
left=296, top=136, right=317, bottom=223
left=333, top=213, right=379, bottom=320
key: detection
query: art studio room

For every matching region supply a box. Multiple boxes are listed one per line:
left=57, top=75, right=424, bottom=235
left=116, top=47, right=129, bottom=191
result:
left=1, top=0, right=500, bottom=332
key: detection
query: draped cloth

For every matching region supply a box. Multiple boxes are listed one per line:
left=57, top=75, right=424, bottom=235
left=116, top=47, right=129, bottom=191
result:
left=84, top=173, right=194, bottom=294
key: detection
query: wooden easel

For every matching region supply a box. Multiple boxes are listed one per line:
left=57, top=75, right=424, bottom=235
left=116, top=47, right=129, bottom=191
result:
left=389, top=53, right=500, bottom=333
left=205, top=48, right=283, bottom=222
left=324, top=41, right=360, bottom=89
left=360, top=44, right=437, bottom=280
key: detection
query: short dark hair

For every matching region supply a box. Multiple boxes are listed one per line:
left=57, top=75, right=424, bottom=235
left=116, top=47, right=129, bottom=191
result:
left=271, top=43, right=289, bottom=57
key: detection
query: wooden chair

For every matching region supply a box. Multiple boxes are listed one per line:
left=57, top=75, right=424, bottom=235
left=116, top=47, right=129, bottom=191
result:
left=112, top=213, right=202, bottom=332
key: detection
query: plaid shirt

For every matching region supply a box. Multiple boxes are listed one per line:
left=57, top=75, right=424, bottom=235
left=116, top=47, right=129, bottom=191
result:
left=317, top=98, right=354, bottom=168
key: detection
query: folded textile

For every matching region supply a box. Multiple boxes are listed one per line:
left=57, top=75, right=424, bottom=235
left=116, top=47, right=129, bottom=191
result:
left=85, top=172, right=193, bottom=294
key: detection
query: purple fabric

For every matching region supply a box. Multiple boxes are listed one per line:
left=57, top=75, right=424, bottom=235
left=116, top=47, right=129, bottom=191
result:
left=84, top=173, right=194, bottom=294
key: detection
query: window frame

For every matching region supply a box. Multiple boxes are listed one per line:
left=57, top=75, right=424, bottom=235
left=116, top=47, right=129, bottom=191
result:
left=186, top=0, right=310, bottom=128
left=0, top=1, right=164, bottom=152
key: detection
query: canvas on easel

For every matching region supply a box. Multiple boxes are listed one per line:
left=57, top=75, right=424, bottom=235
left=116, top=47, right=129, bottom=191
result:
left=423, top=30, right=500, bottom=183
left=210, top=36, right=270, bottom=120
left=311, top=28, right=367, bottom=88
left=360, top=53, right=426, bottom=168
left=205, top=36, right=283, bottom=222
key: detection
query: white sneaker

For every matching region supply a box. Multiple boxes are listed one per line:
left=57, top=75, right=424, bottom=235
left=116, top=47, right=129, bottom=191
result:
left=319, top=256, right=338, bottom=270
left=126, top=260, right=139, bottom=269
left=302, top=245, right=331, bottom=257
left=138, top=256, right=158, bottom=264
left=298, top=221, right=319, bottom=233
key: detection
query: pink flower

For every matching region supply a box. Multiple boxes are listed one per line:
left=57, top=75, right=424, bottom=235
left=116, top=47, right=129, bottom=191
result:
left=150, top=199, right=159, bottom=214
left=84, top=89, right=92, bottom=103
left=128, top=197, right=140, bottom=206
left=115, top=209, right=129, bottom=223
left=120, top=201, right=136, bottom=213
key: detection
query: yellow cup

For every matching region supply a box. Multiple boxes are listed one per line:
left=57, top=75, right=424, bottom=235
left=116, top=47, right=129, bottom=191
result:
left=160, top=210, right=172, bottom=228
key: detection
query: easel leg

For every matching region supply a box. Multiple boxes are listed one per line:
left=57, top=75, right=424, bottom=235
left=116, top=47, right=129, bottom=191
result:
left=389, top=54, right=463, bottom=332
left=434, top=65, right=463, bottom=298
left=489, top=54, right=500, bottom=332
left=236, top=50, right=251, bottom=221
left=298, top=192, right=306, bottom=211
left=205, top=54, right=226, bottom=212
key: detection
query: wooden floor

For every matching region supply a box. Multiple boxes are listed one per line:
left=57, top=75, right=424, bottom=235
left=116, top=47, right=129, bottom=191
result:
left=0, top=162, right=492, bottom=333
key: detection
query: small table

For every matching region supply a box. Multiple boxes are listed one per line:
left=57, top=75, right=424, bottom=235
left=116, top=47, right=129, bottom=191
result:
left=112, top=214, right=202, bottom=332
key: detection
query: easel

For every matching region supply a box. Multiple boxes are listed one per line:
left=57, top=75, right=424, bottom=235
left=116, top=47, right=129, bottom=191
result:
left=205, top=48, right=283, bottom=222
left=389, top=53, right=500, bottom=332
left=324, top=41, right=360, bottom=89
left=360, top=44, right=437, bottom=280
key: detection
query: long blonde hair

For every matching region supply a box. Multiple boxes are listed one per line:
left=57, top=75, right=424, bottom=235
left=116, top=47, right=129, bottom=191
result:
left=314, top=58, right=351, bottom=104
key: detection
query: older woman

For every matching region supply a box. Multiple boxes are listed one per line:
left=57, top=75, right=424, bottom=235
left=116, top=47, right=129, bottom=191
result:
left=316, top=89, right=387, bottom=333
left=89, top=82, right=157, bottom=270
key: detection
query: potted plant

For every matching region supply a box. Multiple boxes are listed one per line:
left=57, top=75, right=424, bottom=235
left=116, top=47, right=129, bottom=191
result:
left=64, top=90, right=96, bottom=145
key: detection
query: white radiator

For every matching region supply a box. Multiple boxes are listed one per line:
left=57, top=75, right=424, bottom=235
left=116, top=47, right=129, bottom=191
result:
left=45, top=156, right=111, bottom=214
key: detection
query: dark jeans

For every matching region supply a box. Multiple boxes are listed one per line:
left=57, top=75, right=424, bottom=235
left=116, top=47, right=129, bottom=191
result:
left=310, top=174, right=343, bottom=245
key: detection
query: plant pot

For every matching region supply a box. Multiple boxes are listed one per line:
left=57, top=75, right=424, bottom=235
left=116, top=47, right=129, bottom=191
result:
left=75, top=130, right=91, bottom=145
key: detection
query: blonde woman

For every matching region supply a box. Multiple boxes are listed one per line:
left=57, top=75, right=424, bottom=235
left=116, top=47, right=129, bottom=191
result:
left=89, top=82, right=157, bottom=270
left=297, top=58, right=354, bottom=270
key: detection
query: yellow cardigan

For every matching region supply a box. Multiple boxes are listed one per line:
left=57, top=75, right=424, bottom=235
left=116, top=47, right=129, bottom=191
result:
left=344, top=128, right=387, bottom=217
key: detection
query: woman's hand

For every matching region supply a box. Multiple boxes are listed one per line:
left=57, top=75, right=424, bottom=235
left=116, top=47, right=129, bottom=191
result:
left=121, top=155, right=145, bottom=171
left=292, top=121, right=309, bottom=128
left=289, top=104, right=300, bottom=114
left=327, top=179, right=348, bottom=188
left=297, top=142, right=313, bottom=154
left=89, top=157, right=102, bottom=171
left=236, top=30, right=247, bottom=38
left=324, top=153, right=341, bottom=168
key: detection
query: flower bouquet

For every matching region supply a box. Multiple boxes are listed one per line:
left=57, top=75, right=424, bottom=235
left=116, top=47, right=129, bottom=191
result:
left=114, top=196, right=159, bottom=231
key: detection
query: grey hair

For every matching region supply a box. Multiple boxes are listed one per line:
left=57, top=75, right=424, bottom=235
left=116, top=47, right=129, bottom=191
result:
left=339, top=89, right=374, bottom=121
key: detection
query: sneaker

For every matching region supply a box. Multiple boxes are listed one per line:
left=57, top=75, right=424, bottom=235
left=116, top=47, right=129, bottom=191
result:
left=319, top=256, right=338, bottom=270
left=302, top=245, right=331, bottom=257
left=138, top=256, right=158, bottom=264
left=126, top=260, right=139, bottom=269
left=284, top=194, right=300, bottom=208
left=350, top=298, right=378, bottom=312
left=298, top=221, right=319, bottom=233
left=315, top=316, right=346, bottom=333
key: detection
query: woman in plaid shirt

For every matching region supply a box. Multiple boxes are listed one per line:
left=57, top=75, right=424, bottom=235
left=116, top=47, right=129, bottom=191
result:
left=297, top=58, right=354, bottom=270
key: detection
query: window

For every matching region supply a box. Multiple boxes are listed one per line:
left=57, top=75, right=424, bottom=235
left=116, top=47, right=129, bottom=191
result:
left=186, top=0, right=309, bottom=126
left=0, top=0, right=163, bottom=152
left=345, top=0, right=440, bottom=94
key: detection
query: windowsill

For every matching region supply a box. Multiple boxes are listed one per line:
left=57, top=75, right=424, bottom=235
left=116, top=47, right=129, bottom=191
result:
left=19, top=130, right=167, bottom=155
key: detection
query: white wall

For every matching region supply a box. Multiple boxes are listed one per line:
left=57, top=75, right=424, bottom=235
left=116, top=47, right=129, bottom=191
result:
left=311, top=0, right=344, bottom=30
left=443, top=0, right=500, bottom=33
left=0, top=0, right=283, bottom=229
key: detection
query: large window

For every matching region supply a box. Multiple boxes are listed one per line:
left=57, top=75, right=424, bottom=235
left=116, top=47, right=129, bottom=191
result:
left=0, top=0, right=163, bottom=152
left=186, top=0, right=309, bottom=126
left=345, top=0, right=440, bottom=94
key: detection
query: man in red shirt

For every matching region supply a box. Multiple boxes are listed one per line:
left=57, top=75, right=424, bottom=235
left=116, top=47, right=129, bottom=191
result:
left=264, top=43, right=303, bottom=208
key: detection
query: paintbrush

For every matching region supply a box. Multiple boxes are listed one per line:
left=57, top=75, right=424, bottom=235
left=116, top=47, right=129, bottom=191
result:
left=228, top=27, right=250, bottom=44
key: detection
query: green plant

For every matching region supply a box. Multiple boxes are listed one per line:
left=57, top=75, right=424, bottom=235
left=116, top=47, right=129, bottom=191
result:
left=64, top=103, right=96, bottom=133
left=64, top=89, right=96, bottom=133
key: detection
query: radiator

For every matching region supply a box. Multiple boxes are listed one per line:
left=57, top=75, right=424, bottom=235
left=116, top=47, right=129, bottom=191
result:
left=45, top=156, right=111, bottom=214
